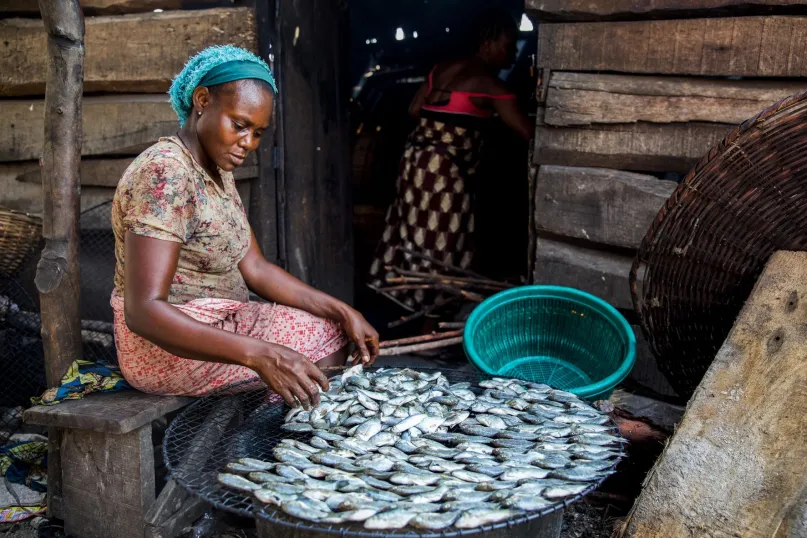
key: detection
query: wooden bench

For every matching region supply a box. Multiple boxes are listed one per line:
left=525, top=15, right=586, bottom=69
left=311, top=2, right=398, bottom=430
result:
left=24, top=390, right=198, bottom=538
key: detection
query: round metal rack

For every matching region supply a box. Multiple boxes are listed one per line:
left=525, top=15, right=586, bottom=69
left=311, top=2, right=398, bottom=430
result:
left=164, top=368, right=621, bottom=538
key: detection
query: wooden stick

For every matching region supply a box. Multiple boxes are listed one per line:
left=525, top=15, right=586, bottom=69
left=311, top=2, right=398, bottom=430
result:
left=37, top=0, right=85, bottom=388
left=387, top=297, right=457, bottom=328
left=393, top=247, right=487, bottom=279
left=379, top=329, right=463, bottom=348
left=385, top=266, right=513, bottom=289
left=438, top=321, right=466, bottom=329
left=378, top=336, right=464, bottom=356
left=366, top=284, right=416, bottom=313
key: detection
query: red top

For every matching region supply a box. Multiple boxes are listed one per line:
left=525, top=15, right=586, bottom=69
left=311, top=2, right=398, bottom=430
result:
left=421, top=68, right=516, bottom=118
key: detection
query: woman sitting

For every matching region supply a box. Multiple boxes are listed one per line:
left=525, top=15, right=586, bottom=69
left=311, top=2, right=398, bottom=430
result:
left=111, top=45, right=378, bottom=409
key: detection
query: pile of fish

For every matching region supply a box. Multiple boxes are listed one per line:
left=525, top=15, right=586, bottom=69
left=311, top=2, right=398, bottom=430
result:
left=217, top=366, right=624, bottom=531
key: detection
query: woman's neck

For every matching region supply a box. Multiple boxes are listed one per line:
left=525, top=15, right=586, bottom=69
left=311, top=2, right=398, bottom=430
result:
left=177, top=123, right=220, bottom=182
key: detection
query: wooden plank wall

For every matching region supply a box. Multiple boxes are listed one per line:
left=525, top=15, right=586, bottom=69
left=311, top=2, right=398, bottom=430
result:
left=0, top=2, right=258, bottom=220
left=527, top=0, right=807, bottom=398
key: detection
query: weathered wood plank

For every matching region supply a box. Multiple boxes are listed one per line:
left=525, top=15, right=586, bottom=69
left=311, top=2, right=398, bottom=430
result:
left=545, top=73, right=802, bottom=126
left=2, top=0, right=232, bottom=15
left=61, top=426, right=153, bottom=538
left=526, top=0, right=807, bottom=21
left=9, top=154, right=257, bottom=187
left=535, top=165, right=676, bottom=249
left=0, top=7, right=256, bottom=96
left=533, top=121, right=731, bottom=173
left=0, top=95, right=175, bottom=162
left=533, top=237, right=633, bottom=309
left=24, top=391, right=192, bottom=434
left=620, top=251, right=807, bottom=537
left=276, top=0, right=353, bottom=302
left=537, top=17, right=807, bottom=77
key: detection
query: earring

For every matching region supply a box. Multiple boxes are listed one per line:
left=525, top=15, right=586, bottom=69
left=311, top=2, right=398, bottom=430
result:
left=198, top=110, right=202, bottom=116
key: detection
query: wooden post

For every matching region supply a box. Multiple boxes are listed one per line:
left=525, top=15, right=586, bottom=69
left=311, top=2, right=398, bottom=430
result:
left=36, top=0, right=84, bottom=387
left=618, top=251, right=807, bottom=537
left=274, top=0, right=353, bottom=303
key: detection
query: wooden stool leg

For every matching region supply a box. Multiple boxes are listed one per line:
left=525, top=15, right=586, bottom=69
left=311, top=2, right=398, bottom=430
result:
left=61, top=424, right=154, bottom=538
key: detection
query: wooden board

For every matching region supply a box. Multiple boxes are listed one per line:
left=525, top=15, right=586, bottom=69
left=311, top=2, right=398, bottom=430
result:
left=0, top=95, right=175, bottom=162
left=526, top=0, right=807, bottom=21
left=535, top=166, right=676, bottom=249
left=1, top=0, right=232, bottom=15
left=8, top=154, right=257, bottom=187
left=537, top=17, right=807, bottom=77
left=545, top=73, right=802, bottom=126
left=61, top=427, right=153, bottom=538
left=619, top=250, right=807, bottom=537
left=0, top=7, right=256, bottom=96
left=24, top=390, right=192, bottom=434
left=533, top=121, right=731, bottom=173
left=533, top=237, right=633, bottom=310
left=275, top=0, right=353, bottom=303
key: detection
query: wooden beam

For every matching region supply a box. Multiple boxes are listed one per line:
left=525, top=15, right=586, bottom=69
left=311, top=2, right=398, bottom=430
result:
left=276, top=0, right=353, bottom=303
left=533, top=237, right=633, bottom=310
left=37, top=0, right=84, bottom=388
left=545, top=73, right=802, bottom=127
left=535, top=166, right=676, bottom=249
left=0, top=7, right=256, bottom=97
left=2, top=0, right=233, bottom=16
left=8, top=155, right=257, bottom=187
left=619, top=251, right=807, bottom=537
left=526, top=0, right=807, bottom=21
left=537, top=17, right=807, bottom=77
left=0, top=95, right=175, bottom=162
left=533, top=121, right=731, bottom=173
left=249, top=0, right=281, bottom=265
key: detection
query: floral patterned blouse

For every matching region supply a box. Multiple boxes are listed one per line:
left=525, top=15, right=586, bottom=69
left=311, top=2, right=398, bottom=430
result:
left=112, top=136, right=251, bottom=305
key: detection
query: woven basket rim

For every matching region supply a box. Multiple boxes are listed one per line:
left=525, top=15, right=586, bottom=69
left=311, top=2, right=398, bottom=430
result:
left=0, top=206, right=43, bottom=225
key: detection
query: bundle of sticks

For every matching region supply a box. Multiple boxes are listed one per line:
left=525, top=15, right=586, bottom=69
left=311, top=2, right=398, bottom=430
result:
left=369, top=248, right=516, bottom=356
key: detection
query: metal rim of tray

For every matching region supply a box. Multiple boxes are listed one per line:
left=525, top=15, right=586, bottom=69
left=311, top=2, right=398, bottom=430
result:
left=163, top=367, right=623, bottom=538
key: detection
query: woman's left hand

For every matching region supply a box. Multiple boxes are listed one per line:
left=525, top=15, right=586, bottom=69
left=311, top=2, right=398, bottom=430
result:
left=339, top=308, right=380, bottom=365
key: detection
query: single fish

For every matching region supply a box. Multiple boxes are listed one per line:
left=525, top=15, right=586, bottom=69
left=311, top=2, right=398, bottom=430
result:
left=354, top=418, right=383, bottom=442
left=389, top=485, right=436, bottom=496
left=254, top=489, right=297, bottom=506
left=501, top=467, right=551, bottom=481
left=550, top=466, right=606, bottom=482
left=466, top=464, right=506, bottom=477
left=502, top=493, right=554, bottom=512
left=543, top=483, right=588, bottom=499
left=368, top=432, right=397, bottom=447
left=476, top=480, right=519, bottom=492
left=476, top=414, right=508, bottom=430
left=392, top=414, right=427, bottom=433
left=454, top=509, right=521, bottom=529
left=459, top=424, right=500, bottom=438
left=217, top=473, right=261, bottom=492
left=389, top=472, right=441, bottom=486
left=247, top=472, right=292, bottom=484
left=280, top=422, right=314, bottom=433
left=410, top=511, right=460, bottom=530
left=363, top=509, right=416, bottom=530
left=451, top=470, right=495, bottom=483
left=274, top=464, right=308, bottom=481
left=378, top=446, right=410, bottom=459
left=281, top=500, right=328, bottom=521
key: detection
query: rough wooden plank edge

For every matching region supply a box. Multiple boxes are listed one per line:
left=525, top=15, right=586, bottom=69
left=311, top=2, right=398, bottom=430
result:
left=23, top=392, right=193, bottom=434
left=533, top=237, right=634, bottom=309
left=0, top=7, right=257, bottom=97
left=537, top=16, right=807, bottom=77
left=544, top=72, right=803, bottom=126
left=618, top=250, right=807, bottom=537
left=526, top=0, right=807, bottom=21
left=2, top=0, right=234, bottom=16
left=533, top=121, right=733, bottom=174
left=534, top=165, right=676, bottom=249
left=9, top=156, right=257, bottom=186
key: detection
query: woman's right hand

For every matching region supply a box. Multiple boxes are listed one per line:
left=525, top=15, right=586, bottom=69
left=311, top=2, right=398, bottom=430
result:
left=250, top=344, right=330, bottom=409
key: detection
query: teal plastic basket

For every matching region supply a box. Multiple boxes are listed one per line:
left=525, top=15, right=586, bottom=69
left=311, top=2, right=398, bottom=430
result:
left=463, top=285, right=636, bottom=400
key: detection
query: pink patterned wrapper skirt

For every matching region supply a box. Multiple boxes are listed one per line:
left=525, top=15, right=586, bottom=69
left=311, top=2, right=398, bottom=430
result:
left=110, top=292, right=349, bottom=397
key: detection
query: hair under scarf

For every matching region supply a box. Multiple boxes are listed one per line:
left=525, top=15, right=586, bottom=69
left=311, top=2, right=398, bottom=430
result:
left=168, top=45, right=278, bottom=127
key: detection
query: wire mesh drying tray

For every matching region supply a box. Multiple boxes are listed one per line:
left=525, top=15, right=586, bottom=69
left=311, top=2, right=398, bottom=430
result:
left=163, top=368, right=620, bottom=537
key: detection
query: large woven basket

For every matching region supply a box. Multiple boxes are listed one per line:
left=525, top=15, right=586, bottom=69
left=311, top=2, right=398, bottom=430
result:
left=0, top=208, right=42, bottom=278
left=630, top=88, right=807, bottom=399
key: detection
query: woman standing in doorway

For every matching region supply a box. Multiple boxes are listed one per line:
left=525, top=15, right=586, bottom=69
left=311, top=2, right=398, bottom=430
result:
left=368, top=9, right=532, bottom=312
